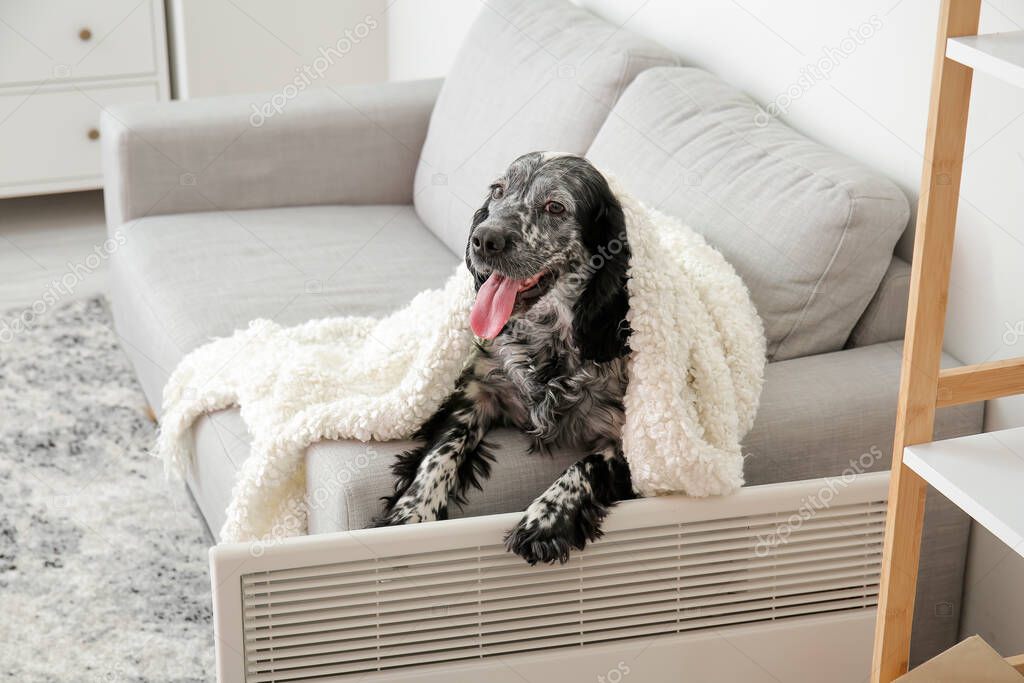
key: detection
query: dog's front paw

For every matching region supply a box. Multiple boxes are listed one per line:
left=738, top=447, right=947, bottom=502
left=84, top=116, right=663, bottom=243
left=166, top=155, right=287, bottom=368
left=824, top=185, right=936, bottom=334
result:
left=504, top=491, right=611, bottom=564
left=504, top=515, right=576, bottom=565
left=372, top=501, right=425, bottom=527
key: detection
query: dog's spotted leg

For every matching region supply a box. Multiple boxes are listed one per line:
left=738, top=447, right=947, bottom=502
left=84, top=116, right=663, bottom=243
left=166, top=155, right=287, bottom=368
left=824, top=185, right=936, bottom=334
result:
left=504, top=446, right=633, bottom=564
left=374, top=380, right=496, bottom=526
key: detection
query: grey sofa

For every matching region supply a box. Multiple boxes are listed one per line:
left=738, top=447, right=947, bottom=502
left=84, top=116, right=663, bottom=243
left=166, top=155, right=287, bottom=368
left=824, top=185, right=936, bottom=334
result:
left=101, top=0, right=981, bottom=665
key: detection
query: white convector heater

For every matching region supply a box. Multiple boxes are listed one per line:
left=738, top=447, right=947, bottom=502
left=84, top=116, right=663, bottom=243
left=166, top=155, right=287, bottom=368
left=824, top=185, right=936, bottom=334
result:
left=210, top=471, right=889, bottom=683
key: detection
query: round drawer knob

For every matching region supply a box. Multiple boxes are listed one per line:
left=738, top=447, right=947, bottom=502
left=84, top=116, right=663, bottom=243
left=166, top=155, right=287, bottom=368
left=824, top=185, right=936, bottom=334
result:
left=87, top=128, right=100, bottom=141
left=79, top=28, right=92, bottom=41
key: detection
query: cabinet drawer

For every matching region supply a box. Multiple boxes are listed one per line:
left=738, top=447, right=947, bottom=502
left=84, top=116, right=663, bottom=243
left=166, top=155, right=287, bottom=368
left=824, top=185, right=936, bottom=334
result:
left=0, top=0, right=158, bottom=86
left=0, top=84, right=159, bottom=191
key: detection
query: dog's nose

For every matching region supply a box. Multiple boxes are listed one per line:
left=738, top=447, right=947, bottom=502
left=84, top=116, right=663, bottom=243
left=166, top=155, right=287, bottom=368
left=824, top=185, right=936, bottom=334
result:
left=472, top=226, right=508, bottom=257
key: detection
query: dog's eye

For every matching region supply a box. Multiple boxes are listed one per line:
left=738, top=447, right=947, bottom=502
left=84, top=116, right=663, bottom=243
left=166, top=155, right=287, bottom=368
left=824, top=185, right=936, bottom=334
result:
left=545, top=201, right=565, bottom=215
left=490, top=185, right=504, bottom=200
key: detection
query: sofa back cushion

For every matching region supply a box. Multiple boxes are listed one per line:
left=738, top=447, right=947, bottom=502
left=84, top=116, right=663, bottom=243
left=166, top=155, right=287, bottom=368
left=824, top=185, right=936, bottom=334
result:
left=413, top=0, right=677, bottom=254
left=587, top=67, right=910, bottom=361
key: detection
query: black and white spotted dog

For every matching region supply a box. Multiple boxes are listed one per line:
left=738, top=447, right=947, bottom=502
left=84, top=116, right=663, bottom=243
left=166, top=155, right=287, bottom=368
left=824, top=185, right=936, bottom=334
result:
left=375, top=152, right=634, bottom=565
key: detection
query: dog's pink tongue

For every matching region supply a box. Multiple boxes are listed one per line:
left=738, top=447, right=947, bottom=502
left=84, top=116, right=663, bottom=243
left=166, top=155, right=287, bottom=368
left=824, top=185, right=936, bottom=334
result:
left=470, top=272, right=522, bottom=339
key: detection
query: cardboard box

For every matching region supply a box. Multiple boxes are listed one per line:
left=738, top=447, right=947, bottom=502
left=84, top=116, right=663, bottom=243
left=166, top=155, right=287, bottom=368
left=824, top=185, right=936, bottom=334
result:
left=896, top=636, right=1024, bottom=682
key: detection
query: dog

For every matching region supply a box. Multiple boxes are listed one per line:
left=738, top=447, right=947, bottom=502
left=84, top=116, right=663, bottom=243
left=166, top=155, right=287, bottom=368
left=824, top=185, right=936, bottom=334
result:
left=375, top=152, right=634, bottom=565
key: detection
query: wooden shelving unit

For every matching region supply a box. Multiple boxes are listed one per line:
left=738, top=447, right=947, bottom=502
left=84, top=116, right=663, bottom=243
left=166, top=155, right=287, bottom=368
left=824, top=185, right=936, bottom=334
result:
left=903, top=429, right=1024, bottom=552
left=872, top=3, right=1024, bottom=681
left=946, top=31, right=1024, bottom=88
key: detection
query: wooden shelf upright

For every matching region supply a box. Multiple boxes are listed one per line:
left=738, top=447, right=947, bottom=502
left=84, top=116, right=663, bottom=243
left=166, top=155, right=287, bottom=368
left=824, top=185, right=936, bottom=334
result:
left=872, top=1, right=1024, bottom=680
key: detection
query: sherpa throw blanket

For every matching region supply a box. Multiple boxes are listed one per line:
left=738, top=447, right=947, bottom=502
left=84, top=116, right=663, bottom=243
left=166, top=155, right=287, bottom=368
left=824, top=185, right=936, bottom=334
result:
left=156, top=179, right=766, bottom=544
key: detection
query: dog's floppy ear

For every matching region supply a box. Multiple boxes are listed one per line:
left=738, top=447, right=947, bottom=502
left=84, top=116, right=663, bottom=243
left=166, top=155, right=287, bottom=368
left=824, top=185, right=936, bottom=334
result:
left=465, top=204, right=489, bottom=290
left=573, top=188, right=631, bottom=363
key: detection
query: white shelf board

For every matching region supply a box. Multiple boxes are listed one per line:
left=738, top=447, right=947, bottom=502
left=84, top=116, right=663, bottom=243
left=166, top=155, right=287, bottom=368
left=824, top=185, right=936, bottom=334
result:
left=947, top=32, right=1024, bottom=89
left=904, top=426, right=1024, bottom=557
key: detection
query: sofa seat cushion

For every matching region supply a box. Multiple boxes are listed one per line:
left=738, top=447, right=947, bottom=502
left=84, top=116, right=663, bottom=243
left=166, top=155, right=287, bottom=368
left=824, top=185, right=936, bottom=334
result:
left=109, top=204, right=458, bottom=407
left=587, top=67, right=911, bottom=361
left=299, top=341, right=980, bottom=533
left=413, top=0, right=678, bottom=254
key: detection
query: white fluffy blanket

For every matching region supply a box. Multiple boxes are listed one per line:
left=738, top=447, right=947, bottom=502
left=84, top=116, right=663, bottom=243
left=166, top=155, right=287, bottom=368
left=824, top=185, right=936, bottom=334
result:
left=156, top=181, right=766, bottom=543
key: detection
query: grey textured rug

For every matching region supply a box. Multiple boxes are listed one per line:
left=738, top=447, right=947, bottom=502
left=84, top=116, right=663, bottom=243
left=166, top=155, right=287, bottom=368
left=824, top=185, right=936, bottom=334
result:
left=0, top=297, right=213, bottom=682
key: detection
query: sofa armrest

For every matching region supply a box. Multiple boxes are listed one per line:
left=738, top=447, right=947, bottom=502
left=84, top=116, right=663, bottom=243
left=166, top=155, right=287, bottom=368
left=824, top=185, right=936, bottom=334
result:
left=100, top=78, right=443, bottom=227
left=847, top=256, right=911, bottom=347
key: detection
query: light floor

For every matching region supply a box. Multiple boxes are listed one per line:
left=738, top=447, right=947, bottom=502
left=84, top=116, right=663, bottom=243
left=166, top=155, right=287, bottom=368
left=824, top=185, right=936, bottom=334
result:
left=0, top=190, right=107, bottom=312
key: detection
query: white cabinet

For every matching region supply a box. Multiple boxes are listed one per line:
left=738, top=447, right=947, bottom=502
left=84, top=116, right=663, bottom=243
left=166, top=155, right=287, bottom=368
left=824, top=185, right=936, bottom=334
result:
left=0, top=0, right=170, bottom=198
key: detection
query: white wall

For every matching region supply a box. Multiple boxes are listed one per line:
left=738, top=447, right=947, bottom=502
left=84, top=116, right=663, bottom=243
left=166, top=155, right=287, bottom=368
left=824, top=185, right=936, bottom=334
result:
left=385, top=0, right=481, bottom=81
left=168, top=0, right=487, bottom=95
left=387, top=0, right=1024, bottom=654
left=167, top=0, right=388, bottom=98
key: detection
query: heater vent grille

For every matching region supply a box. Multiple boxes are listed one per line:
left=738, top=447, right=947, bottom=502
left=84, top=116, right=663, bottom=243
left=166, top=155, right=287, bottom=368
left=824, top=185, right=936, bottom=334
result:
left=240, top=500, right=885, bottom=682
